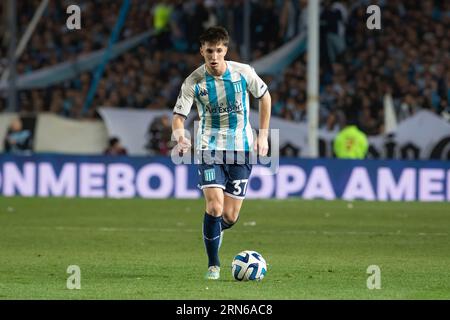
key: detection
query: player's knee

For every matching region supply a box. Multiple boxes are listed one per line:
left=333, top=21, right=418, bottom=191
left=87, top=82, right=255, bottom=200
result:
left=224, top=214, right=239, bottom=225
left=207, top=202, right=223, bottom=217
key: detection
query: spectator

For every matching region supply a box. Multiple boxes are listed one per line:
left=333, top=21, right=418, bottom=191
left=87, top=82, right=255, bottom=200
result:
left=104, top=136, right=128, bottom=156
left=333, top=118, right=368, bottom=159
left=151, top=0, right=174, bottom=50
left=146, top=114, right=173, bottom=156
left=3, top=118, right=33, bottom=155
left=280, top=142, right=300, bottom=157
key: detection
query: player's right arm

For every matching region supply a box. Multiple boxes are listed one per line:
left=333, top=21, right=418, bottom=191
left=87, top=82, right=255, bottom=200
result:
left=172, top=114, right=191, bottom=154
left=172, top=78, right=195, bottom=154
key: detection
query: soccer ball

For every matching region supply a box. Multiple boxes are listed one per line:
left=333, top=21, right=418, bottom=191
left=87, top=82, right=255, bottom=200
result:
left=231, top=250, right=267, bottom=281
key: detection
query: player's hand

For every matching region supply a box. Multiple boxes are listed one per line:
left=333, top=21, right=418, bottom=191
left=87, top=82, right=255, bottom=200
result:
left=176, top=136, right=191, bottom=155
left=254, top=134, right=269, bottom=157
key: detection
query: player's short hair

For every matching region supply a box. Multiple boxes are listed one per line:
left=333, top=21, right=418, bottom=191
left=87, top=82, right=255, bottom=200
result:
left=199, top=26, right=229, bottom=47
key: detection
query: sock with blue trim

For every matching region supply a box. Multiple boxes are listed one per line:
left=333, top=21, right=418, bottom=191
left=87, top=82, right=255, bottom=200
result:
left=221, top=215, right=239, bottom=231
left=203, top=212, right=221, bottom=267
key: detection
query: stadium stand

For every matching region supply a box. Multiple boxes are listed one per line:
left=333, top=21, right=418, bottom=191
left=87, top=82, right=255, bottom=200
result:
left=1, top=0, right=449, bottom=139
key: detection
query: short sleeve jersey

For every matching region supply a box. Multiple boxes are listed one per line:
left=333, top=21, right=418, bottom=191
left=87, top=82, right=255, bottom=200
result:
left=173, top=61, right=268, bottom=151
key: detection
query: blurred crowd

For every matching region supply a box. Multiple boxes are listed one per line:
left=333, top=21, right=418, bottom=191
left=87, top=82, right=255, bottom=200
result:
left=317, top=0, right=450, bottom=135
left=268, top=0, right=450, bottom=136
left=1, top=0, right=450, bottom=155
left=0, top=0, right=297, bottom=121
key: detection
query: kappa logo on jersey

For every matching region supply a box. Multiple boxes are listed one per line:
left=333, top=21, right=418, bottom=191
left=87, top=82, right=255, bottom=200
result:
left=233, top=81, right=242, bottom=93
left=199, top=88, right=208, bottom=96
left=204, top=169, right=216, bottom=182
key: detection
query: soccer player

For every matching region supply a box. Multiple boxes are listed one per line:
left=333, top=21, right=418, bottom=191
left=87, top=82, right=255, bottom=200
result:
left=172, top=26, right=271, bottom=280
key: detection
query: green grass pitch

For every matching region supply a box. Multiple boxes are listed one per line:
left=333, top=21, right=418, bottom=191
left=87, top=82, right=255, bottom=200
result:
left=0, top=197, right=449, bottom=299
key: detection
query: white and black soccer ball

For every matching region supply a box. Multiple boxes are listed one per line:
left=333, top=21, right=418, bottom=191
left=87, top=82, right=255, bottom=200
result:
left=231, top=250, right=267, bottom=281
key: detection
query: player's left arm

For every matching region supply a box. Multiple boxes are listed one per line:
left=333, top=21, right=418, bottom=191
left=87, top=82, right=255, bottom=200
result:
left=244, top=64, right=271, bottom=156
left=255, top=91, right=271, bottom=156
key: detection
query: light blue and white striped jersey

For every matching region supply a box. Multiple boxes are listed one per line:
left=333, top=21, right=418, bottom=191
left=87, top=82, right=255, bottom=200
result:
left=173, top=61, right=268, bottom=151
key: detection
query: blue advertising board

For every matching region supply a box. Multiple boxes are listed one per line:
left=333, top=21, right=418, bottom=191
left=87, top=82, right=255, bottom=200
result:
left=0, top=154, right=449, bottom=201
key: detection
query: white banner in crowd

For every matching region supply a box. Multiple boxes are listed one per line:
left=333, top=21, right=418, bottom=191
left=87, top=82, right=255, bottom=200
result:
left=367, top=110, right=450, bottom=160
left=34, top=113, right=108, bottom=154
left=99, top=108, right=450, bottom=160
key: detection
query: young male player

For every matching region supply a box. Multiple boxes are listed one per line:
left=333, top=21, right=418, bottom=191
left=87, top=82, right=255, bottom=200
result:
left=172, top=26, right=271, bottom=280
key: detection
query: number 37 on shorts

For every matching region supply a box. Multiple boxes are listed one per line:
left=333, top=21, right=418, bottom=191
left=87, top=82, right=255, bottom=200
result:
left=231, top=179, right=249, bottom=196
left=197, top=163, right=252, bottom=199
